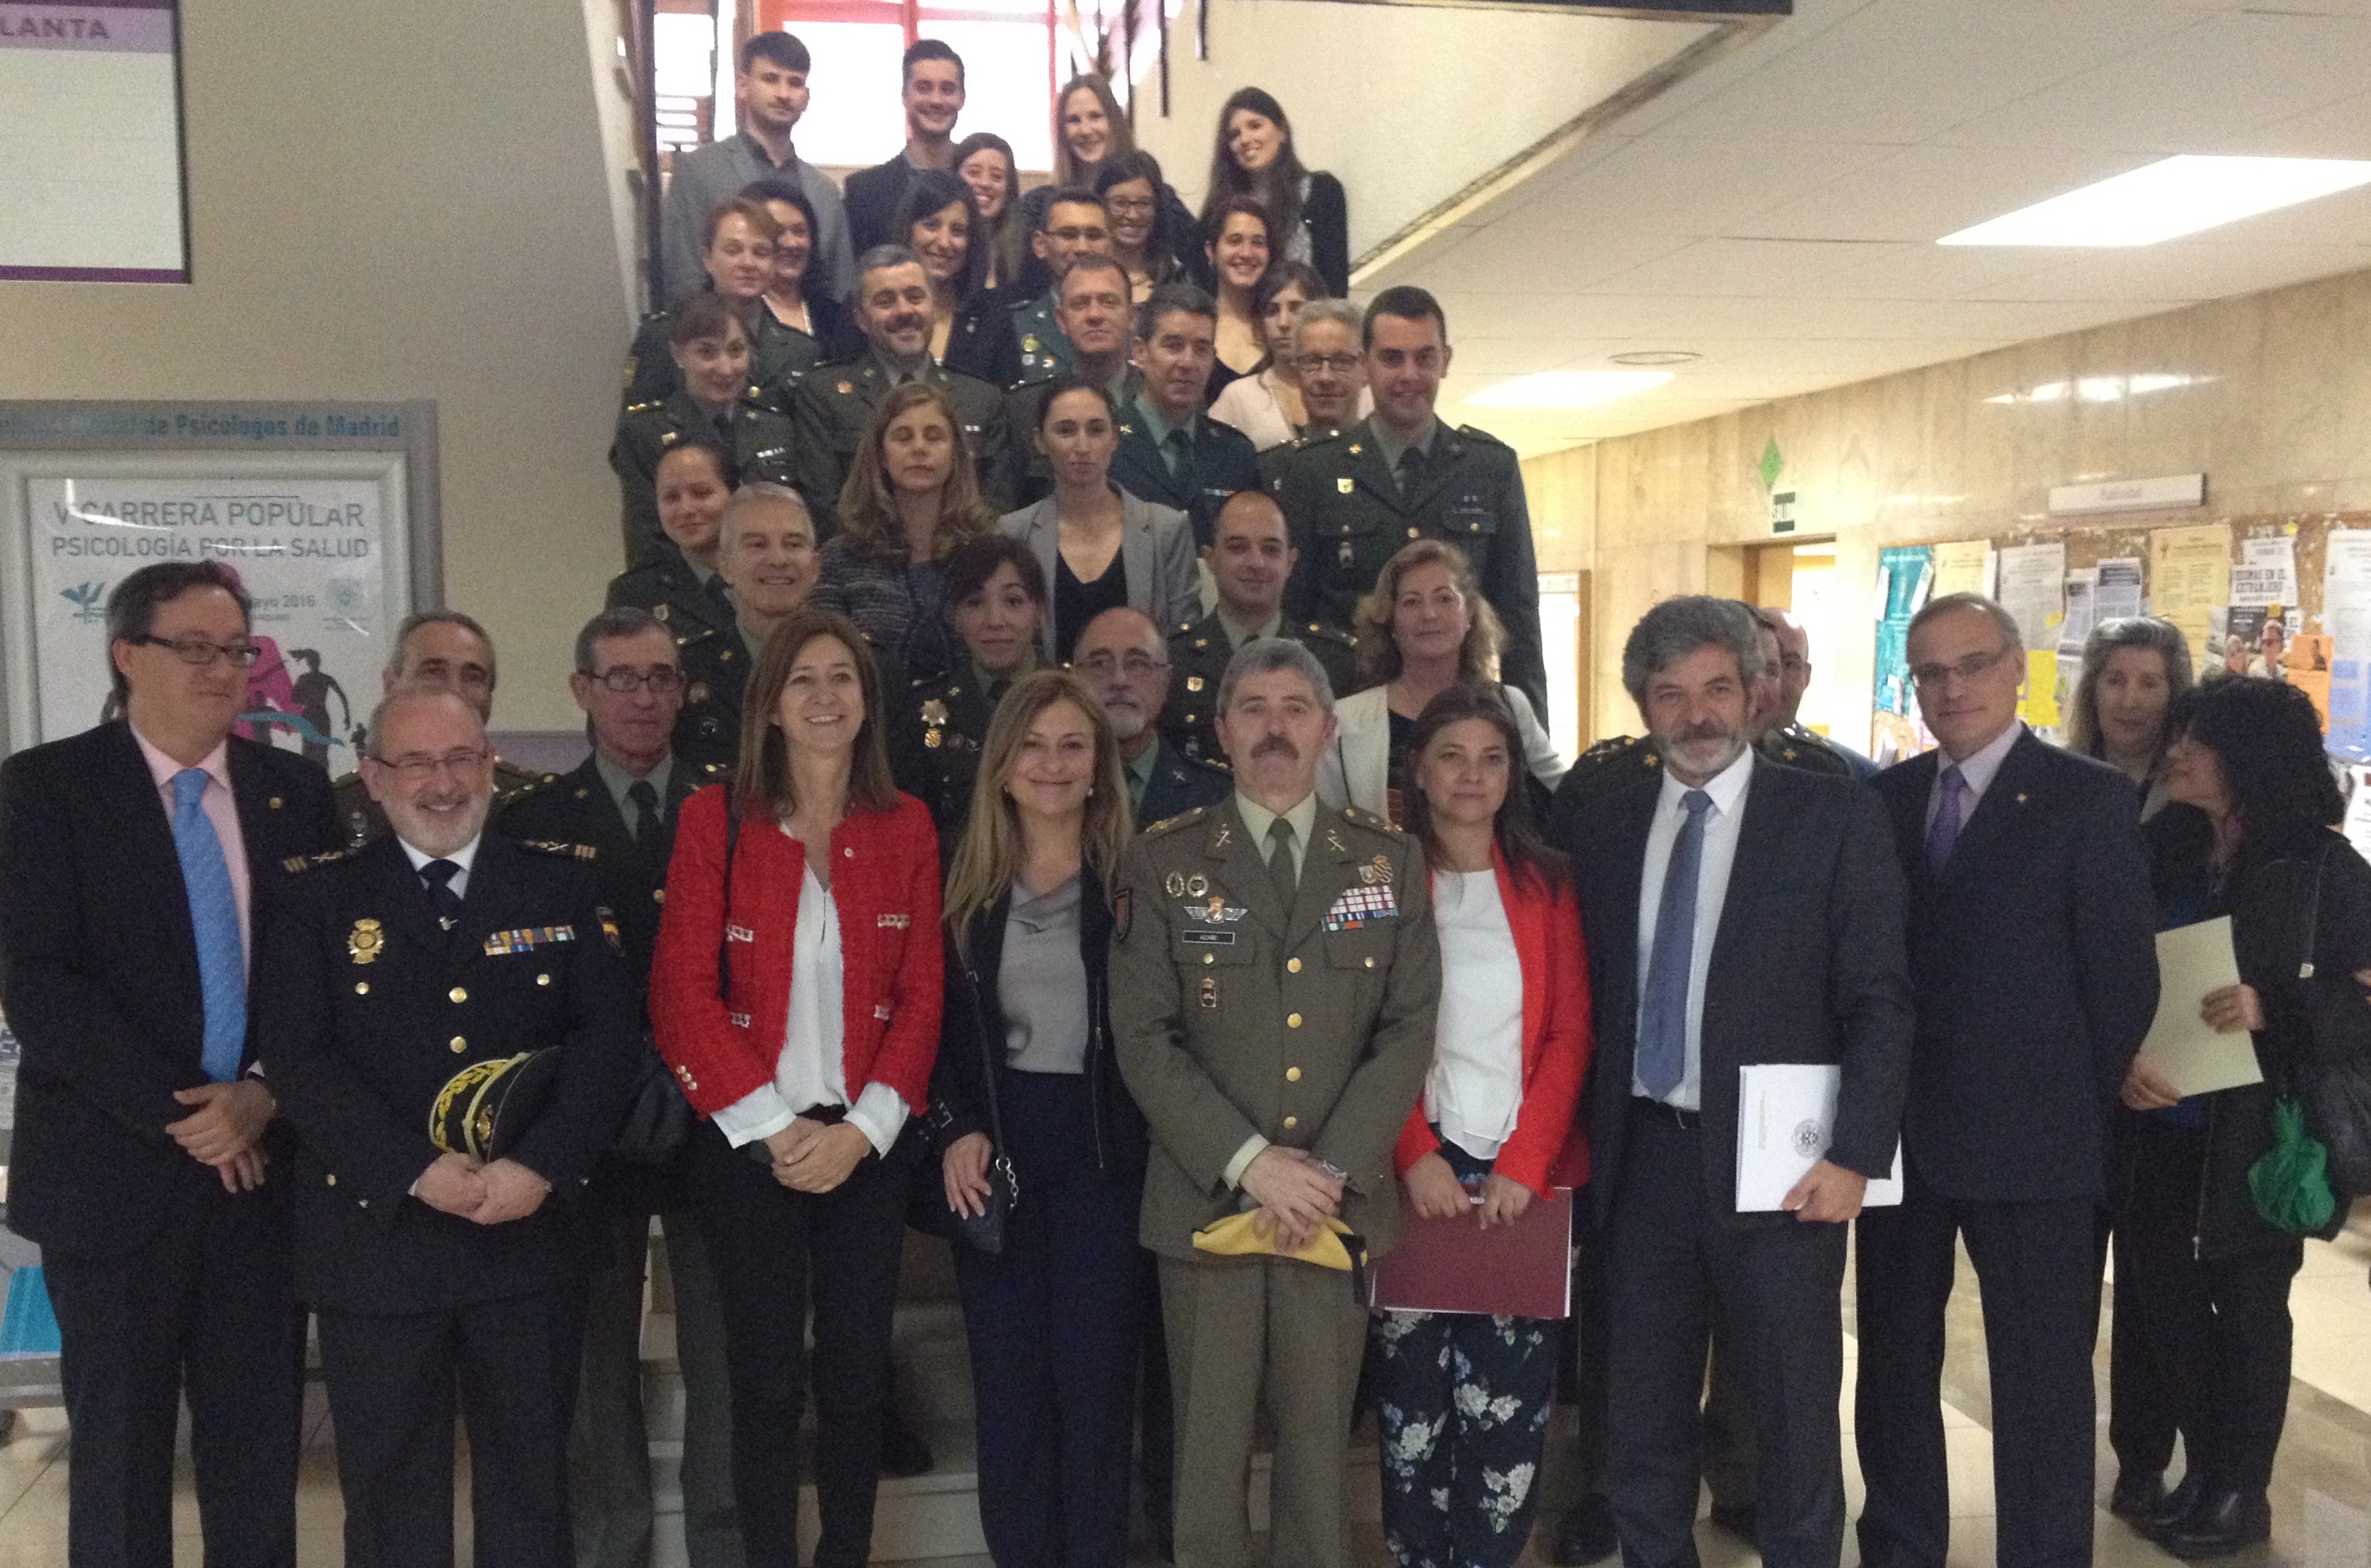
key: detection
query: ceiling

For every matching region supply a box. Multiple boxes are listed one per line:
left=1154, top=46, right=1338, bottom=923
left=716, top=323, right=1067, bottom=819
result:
left=1362, top=0, right=2371, bottom=456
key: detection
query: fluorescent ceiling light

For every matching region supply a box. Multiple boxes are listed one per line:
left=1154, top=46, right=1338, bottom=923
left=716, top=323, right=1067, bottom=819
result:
left=1939, top=156, right=2371, bottom=247
left=1465, top=371, right=1673, bottom=409
left=1610, top=350, right=1700, bottom=366
left=1983, top=373, right=2209, bottom=405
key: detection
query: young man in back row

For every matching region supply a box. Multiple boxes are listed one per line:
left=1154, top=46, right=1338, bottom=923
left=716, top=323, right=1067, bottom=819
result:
left=843, top=40, right=965, bottom=253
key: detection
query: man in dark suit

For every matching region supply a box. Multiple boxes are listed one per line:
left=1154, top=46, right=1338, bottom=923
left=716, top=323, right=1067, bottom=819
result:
left=1074, top=607, right=1230, bottom=829
left=1855, top=592, right=2157, bottom=1568
left=1566, top=596, right=1911, bottom=1568
left=840, top=41, right=964, bottom=253
left=259, top=685, right=638, bottom=1568
left=0, top=560, right=338, bottom=1568
left=1108, top=283, right=1261, bottom=549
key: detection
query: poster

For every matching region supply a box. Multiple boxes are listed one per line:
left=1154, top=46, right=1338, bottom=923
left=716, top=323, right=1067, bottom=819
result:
left=1871, top=545, right=1932, bottom=764
left=1997, top=542, right=2065, bottom=651
left=2095, top=557, right=2144, bottom=620
left=2149, top=524, right=2234, bottom=667
left=2322, top=529, right=2371, bottom=761
left=1931, top=540, right=1993, bottom=600
left=2228, top=534, right=2298, bottom=608
left=18, top=470, right=400, bottom=768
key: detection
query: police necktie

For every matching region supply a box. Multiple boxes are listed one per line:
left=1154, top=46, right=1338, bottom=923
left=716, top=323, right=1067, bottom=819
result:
left=1266, top=817, right=1297, bottom=904
left=1637, top=789, right=1713, bottom=1101
left=1927, top=765, right=1967, bottom=873
left=420, top=857, right=464, bottom=921
left=170, top=768, right=246, bottom=1083
left=628, top=779, right=661, bottom=853
left=1164, top=428, right=1192, bottom=479
left=1396, top=442, right=1427, bottom=495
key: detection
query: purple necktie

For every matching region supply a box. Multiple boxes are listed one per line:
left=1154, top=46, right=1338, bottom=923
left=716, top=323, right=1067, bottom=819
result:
left=1927, top=766, right=1966, bottom=872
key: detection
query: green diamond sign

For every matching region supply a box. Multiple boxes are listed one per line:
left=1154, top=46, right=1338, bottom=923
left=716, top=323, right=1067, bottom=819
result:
left=1758, top=436, right=1783, bottom=491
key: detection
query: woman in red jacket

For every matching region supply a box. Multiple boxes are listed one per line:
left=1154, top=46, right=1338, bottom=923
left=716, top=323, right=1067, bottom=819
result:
left=652, top=607, right=943, bottom=1568
left=1372, top=683, right=1592, bottom=1568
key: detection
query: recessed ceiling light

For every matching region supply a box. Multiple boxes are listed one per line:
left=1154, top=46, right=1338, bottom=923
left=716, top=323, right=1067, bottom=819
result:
left=1465, top=370, right=1673, bottom=409
left=1610, top=350, right=1700, bottom=366
left=1939, top=155, right=2371, bottom=247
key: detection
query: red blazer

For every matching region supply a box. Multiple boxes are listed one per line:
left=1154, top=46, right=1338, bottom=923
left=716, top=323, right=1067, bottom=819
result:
left=652, top=785, right=943, bottom=1120
left=1394, top=847, right=1593, bottom=1195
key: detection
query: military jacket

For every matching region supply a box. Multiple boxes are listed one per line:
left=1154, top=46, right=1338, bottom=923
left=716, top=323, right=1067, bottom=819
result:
left=1161, top=612, right=1362, bottom=770
left=331, top=760, right=547, bottom=853
left=790, top=354, right=1015, bottom=538
left=1135, top=738, right=1234, bottom=831
left=606, top=545, right=738, bottom=650
left=673, top=626, right=755, bottom=777
left=1254, top=424, right=1352, bottom=492
left=256, top=834, right=637, bottom=1314
left=1109, top=798, right=1441, bottom=1261
left=618, top=305, right=829, bottom=417
left=1006, top=365, right=1141, bottom=506
left=887, top=665, right=1000, bottom=849
left=1108, top=408, right=1262, bottom=550
left=1011, top=291, right=1073, bottom=382
left=610, top=389, right=800, bottom=569
left=1267, top=417, right=1546, bottom=728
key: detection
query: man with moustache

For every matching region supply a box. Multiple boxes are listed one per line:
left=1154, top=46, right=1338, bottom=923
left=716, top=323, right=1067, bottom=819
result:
left=1108, top=283, right=1262, bottom=550
left=259, top=685, right=637, bottom=1568
left=1166, top=491, right=1359, bottom=768
left=675, top=484, right=822, bottom=773
left=1008, top=254, right=1137, bottom=504
left=792, top=244, right=1013, bottom=533
left=1113, top=638, right=1439, bottom=1568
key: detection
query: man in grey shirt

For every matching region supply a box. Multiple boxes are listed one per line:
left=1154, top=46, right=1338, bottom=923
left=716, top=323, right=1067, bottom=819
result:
left=662, top=30, right=855, bottom=307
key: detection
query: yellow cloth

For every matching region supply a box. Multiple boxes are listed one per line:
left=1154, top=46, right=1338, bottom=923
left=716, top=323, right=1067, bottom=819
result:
left=1190, top=1210, right=1364, bottom=1273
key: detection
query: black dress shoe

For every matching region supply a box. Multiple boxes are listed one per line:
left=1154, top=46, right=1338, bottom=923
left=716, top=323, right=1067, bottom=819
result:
left=1708, top=1502, right=1758, bottom=1546
left=2110, top=1472, right=2168, bottom=1521
left=1549, top=1496, right=1620, bottom=1565
left=2151, top=1488, right=2271, bottom=1559
left=878, top=1414, right=934, bottom=1477
left=2143, top=1475, right=2204, bottom=1533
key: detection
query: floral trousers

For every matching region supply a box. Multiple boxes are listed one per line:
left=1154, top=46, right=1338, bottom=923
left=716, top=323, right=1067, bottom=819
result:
left=1371, top=1308, right=1559, bottom=1568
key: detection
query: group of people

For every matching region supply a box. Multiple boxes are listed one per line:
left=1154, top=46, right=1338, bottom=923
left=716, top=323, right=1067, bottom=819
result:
left=3, top=29, right=2365, bottom=1568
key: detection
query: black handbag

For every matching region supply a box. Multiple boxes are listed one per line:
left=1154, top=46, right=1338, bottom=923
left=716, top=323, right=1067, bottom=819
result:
left=2287, top=843, right=2371, bottom=1198
left=945, top=949, right=1018, bottom=1255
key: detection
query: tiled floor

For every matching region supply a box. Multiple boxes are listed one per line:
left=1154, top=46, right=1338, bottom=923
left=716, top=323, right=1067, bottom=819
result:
left=0, top=1217, right=2364, bottom=1566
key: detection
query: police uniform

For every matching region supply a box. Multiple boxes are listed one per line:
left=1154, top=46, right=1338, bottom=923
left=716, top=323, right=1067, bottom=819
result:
left=606, top=545, right=738, bottom=651
left=257, top=832, right=638, bottom=1568
left=790, top=355, right=1016, bottom=539
left=672, top=627, right=757, bottom=778
left=1108, top=405, right=1262, bottom=550
left=1267, top=416, right=1547, bottom=729
left=1161, top=612, right=1361, bottom=770
left=1254, top=424, right=1350, bottom=493
left=886, top=664, right=1004, bottom=849
left=1011, top=290, right=1073, bottom=382
left=617, top=305, right=831, bottom=419
left=1109, top=798, right=1440, bottom=1568
left=331, top=760, right=550, bottom=852
left=611, top=389, right=802, bottom=569
left=1133, top=737, right=1234, bottom=830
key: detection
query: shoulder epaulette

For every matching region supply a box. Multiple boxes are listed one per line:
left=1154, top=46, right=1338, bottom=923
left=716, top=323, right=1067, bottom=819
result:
left=701, top=761, right=729, bottom=777
left=1292, top=428, right=1346, bottom=453
left=1579, top=735, right=1641, bottom=762
left=1339, top=804, right=1399, bottom=835
left=282, top=847, right=355, bottom=874
left=1456, top=424, right=1512, bottom=449
left=1171, top=619, right=1201, bottom=637
left=518, top=839, right=599, bottom=862
left=623, top=399, right=664, bottom=416
left=1301, top=621, right=1356, bottom=647
left=1144, top=804, right=1210, bottom=836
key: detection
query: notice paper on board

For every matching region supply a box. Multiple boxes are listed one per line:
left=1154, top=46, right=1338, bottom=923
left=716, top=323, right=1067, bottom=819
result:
left=2136, top=917, right=2264, bottom=1097
left=1735, top=1064, right=1903, bottom=1213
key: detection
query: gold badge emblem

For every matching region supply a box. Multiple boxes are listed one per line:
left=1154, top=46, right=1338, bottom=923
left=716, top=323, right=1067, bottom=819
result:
left=1371, top=854, right=1393, bottom=882
left=924, top=729, right=943, bottom=749
left=1348, top=443, right=1363, bottom=455
left=348, top=918, right=384, bottom=965
left=1022, top=335, right=1040, bottom=353
left=921, top=698, right=949, bottom=726
left=654, top=603, right=670, bottom=622
left=1337, top=477, right=1355, bottom=494
left=1187, top=873, right=1209, bottom=898
left=1199, top=976, right=1219, bottom=1010
left=1185, top=675, right=1204, bottom=692
left=836, top=381, right=854, bottom=395
left=1164, top=871, right=1186, bottom=897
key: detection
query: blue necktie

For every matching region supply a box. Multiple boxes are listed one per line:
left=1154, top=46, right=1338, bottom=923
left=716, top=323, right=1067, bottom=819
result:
left=1637, top=788, right=1713, bottom=1101
left=170, top=768, right=246, bottom=1083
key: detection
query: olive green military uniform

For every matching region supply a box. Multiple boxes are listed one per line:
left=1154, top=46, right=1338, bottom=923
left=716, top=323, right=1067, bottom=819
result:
left=610, top=389, right=801, bottom=569
left=1267, top=417, right=1547, bottom=729
left=1254, top=424, right=1351, bottom=494
left=1110, top=797, right=1440, bottom=1568
left=789, top=355, right=1015, bottom=538
left=606, top=545, right=738, bottom=651
left=673, top=626, right=757, bottom=778
left=618, top=307, right=828, bottom=418
left=1010, top=291, right=1072, bottom=383
left=1160, top=612, right=1361, bottom=771
left=1006, top=365, right=1139, bottom=506
left=885, top=665, right=1004, bottom=850
left=330, top=760, right=550, bottom=853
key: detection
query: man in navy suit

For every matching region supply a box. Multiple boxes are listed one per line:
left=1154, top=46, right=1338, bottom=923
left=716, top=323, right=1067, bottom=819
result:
left=1855, top=592, right=2157, bottom=1568
left=0, top=560, right=338, bottom=1568
left=1566, top=596, right=1911, bottom=1568
left=1075, top=607, right=1230, bottom=829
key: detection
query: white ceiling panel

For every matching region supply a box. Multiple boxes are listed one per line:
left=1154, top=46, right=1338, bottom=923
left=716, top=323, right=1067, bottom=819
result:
left=1580, top=237, right=1899, bottom=295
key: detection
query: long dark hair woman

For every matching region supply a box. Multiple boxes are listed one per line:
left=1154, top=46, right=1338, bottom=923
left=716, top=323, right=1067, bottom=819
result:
left=893, top=169, right=1023, bottom=389
left=742, top=177, right=862, bottom=386
left=954, top=133, right=1030, bottom=297
left=1095, top=151, right=1187, bottom=304
left=2111, top=676, right=2369, bottom=1558
left=933, top=668, right=1145, bottom=1567
left=1374, top=682, right=1590, bottom=1568
left=651, top=608, right=944, bottom=1568
left=1020, top=76, right=1196, bottom=296
left=1199, top=86, right=1348, bottom=295
left=1201, top=196, right=1274, bottom=387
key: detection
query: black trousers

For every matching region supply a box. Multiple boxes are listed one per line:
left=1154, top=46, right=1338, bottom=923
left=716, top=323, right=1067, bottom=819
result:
left=1854, top=1162, right=2097, bottom=1568
left=45, top=1181, right=303, bottom=1568
left=316, top=1285, right=579, bottom=1568
left=951, top=1070, right=1148, bottom=1568
left=1606, top=1105, right=1850, bottom=1568
left=2099, top=1203, right=2177, bottom=1483
left=2115, top=1119, right=2303, bottom=1494
left=690, top=1119, right=910, bottom=1568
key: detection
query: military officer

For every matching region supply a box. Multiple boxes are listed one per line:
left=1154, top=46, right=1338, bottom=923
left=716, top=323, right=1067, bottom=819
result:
left=259, top=684, right=638, bottom=1568
left=607, top=440, right=741, bottom=655
left=1267, top=286, right=1548, bottom=729
left=612, top=293, right=802, bottom=569
left=1107, top=283, right=1262, bottom=551
left=331, top=610, right=547, bottom=850
left=675, top=483, right=821, bottom=776
left=888, top=534, right=1046, bottom=848
left=1074, top=606, right=1230, bottom=827
left=619, top=195, right=812, bottom=415
left=1006, top=254, right=1138, bottom=506
left=791, top=244, right=1013, bottom=538
left=1252, top=299, right=1370, bottom=491
left=1755, top=604, right=1880, bottom=780
left=1167, top=491, right=1360, bottom=768
left=1111, top=637, right=1439, bottom=1568
left=1009, top=186, right=1116, bottom=382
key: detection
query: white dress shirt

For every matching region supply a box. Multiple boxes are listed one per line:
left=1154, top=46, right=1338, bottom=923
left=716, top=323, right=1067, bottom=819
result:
left=397, top=832, right=483, bottom=902
left=1927, top=719, right=2025, bottom=832
left=1425, top=867, right=1524, bottom=1158
left=1632, top=746, right=1755, bottom=1112
left=712, top=853, right=910, bottom=1155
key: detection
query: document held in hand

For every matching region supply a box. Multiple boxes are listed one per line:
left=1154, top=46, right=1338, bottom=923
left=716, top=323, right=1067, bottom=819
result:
left=1367, top=1184, right=1574, bottom=1318
left=1735, top=1064, right=1903, bottom=1213
left=2136, top=917, right=2264, bottom=1097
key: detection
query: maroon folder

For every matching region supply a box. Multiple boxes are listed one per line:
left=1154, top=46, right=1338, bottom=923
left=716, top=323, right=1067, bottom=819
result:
left=1368, top=1187, right=1574, bottom=1318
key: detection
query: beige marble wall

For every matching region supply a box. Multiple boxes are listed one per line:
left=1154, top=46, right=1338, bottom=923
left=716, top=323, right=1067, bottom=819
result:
left=1536, top=264, right=2371, bottom=745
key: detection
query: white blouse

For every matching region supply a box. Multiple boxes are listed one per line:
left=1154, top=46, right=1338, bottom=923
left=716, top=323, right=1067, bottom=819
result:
left=1423, top=867, right=1525, bottom=1159
left=1207, top=366, right=1375, bottom=453
left=710, top=851, right=910, bottom=1155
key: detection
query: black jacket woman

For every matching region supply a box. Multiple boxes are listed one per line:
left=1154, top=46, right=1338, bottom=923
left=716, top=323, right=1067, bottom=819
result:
left=933, top=667, right=1148, bottom=1568
left=2113, top=675, right=2368, bottom=1558
left=894, top=169, right=1023, bottom=391
left=1199, top=86, right=1348, bottom=295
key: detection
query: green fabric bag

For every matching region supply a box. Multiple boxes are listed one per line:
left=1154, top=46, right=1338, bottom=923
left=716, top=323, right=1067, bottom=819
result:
left=2248, top=1096, right=2338, bottom=1235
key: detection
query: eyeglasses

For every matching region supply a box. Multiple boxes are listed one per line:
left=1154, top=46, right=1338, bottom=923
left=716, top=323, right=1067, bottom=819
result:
left=588, top=667, right=686, bottom=694
left=1074, top=651, right=1168, bottom=679
left=1105, top=197, right=1156, bottom=217
left=368, top=748, right=490, bottom=780
left=130, top=635, right=262, bottom=669
left=1047, top=225, right=1109, bottom=243
left=1908, top=645, right=2018, bottom=691
left=1295, top=354, right=1360, bottom=376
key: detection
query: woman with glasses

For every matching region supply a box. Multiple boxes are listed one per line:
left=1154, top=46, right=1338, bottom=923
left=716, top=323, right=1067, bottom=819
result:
left=891, top=536, right=1051, bottom=847
left=893, top=170, right=1023, bottom=390
left=652, top=607, right=943, bottom=1568
left=1020, top=76, right=1195, bottom=297
left=1209, top=260, right=1336, bottom=451
left=934, top=669, right=1148, bottom=1568
left=1199, top=86, right=1348, bottom=295
left=1094, top=152, right=1189, bottom=305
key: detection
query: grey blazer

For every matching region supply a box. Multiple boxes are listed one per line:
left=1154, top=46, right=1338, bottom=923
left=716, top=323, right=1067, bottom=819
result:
left=998, top=487, right=1199, bottom=662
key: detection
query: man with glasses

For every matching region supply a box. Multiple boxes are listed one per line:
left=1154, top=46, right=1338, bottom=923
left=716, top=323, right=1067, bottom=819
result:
left=331, top=609, right=550, bottom=850
left=1008, top=255, right=1137, bottom=504
left=1269, top=286, right=1548, bottom=729
left=1076, top=607, right=1230, bottom=829
left=1855, top=592, right=2156, bottom=1568
left=1166, top=491, right=1358, bottom=768
left=259, top=683, right=637, bottom=1568
left=1257, top=299, right=1371, bottom=492
left=1109, top=283, right=1262, bottom=551
left=1011, top=188, right=1117, bottom=382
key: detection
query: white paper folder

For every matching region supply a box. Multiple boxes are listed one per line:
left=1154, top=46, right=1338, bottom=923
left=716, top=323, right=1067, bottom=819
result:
left=1735, top=1064, right=1903, bottom=1212
left=2135, top=917, right=2264, bottom=1098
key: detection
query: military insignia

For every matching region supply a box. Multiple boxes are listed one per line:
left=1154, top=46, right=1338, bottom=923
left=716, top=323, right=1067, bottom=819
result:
left=836, top=380, right=854, bottom=394
left=268, top=796, right=283, bottom=810
left=1187, top=872, right=1209, bottom=897
left=1211, top=821, right=1233, bottom=850
left=1360, top=864, right=1382, bottom=885
left=1337, top=539, right=1355, bottom=568
left=1199, top=976, right=1219, bottom=1010
left=1186, top=897, right=1246, bottom=925
left=1348, top=444, right=1363, bottom=454
left=688, top=681, right=710, bottom=705
left=1324, top=883, right=1399, bottom=931
left=1324, top=827, right=1348, bottom=854
left=1022, top=334, right=1040, bottom=353
left=1181, top=929, right=1235, bottom=947
left=1115, top=887, right=1131, bottom=941
left=1164, top=871, right=1186, bottom=897
left=1337, top=477, right=1355, bottom=494
left=597, top=906, right=622, bottom=954
left=921, top=698, right=949, bottom=726
left=1371, top=854, right=1392, bottom=882
left=924, top=729, right=943, bottom=749
left=655, top=603, right=670, bottom=623
left=1185, top=675, right=1204, bottom=692
left=348, top=918, right=384, bottom=964
left=483, top=925, right=577, bottom=956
